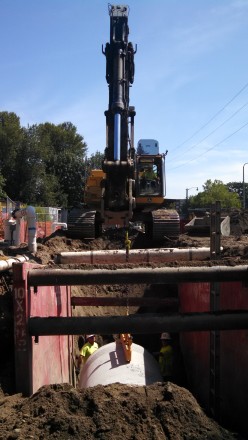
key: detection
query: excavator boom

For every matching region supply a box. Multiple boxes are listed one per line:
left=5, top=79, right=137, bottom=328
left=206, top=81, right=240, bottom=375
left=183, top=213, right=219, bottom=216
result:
left=101, top=4, right=136, bottom=222
left=67, top=4, right=180, bottom=241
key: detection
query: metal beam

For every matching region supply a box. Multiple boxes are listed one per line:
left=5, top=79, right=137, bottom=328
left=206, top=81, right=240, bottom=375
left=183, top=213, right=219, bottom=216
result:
left=71, top=297, right=178, bottom=307
left=28, top=312, right=248, bottom=335
left=27, top=265, right=248, bottom=286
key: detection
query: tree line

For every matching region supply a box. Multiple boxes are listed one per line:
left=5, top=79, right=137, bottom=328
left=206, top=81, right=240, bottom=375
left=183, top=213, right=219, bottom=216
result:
left=186, top=179, right=246, bottom=211
left=0, top=111, right=103, bottom=207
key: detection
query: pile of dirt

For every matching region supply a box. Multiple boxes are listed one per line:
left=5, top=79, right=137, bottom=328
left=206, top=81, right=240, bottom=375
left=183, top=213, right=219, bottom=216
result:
left=0, top=382, right=239, bottom=440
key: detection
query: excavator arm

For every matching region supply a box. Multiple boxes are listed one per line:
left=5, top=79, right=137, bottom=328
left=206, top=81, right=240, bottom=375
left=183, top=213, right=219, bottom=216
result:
left=67, top=4, right=180, bottom=240
left=101, top=4, right=136, bottom=224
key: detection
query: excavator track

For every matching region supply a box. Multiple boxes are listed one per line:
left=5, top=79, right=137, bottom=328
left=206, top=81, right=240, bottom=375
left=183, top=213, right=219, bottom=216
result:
left=67, top=208, right=97, bottom=239
left=151, top=209, right=180, bottom=241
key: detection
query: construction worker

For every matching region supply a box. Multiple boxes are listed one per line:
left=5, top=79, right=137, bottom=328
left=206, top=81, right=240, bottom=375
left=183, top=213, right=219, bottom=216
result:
left=77, top=334, right=99, bottom=370
left=158, top=332, right=174, bottom=381
left=140, top=165, right=158, bottom=191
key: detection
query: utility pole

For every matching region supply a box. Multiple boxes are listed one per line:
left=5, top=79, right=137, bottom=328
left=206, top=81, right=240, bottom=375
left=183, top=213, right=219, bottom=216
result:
left=186, top=187, right=198, bottom=200
left=243, top=163, right=248, bottom=209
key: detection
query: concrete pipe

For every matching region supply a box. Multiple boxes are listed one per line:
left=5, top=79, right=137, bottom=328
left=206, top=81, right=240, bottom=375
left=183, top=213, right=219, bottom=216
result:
left=79, top=341, right=162, bottom=389
left=0, top=255, right=29, bottom=272
left=55, top=247, right=216, bottom=265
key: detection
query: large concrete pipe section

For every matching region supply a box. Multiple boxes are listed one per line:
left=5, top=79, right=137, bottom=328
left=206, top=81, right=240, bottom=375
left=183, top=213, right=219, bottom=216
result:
left=55, top=247, right=215, bottom=264
left=79, top=341, right=162, bottom=389
left=27, top=265, right=248, bottom=287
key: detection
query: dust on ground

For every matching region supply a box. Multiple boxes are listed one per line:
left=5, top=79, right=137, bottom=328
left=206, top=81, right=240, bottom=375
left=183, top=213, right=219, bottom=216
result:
left=1, top=224, right=248, bottom=440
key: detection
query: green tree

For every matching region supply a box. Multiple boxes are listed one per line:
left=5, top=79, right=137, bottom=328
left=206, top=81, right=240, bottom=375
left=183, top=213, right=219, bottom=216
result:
left=226, top=181, right=248, bottom=207
left=189, top=179, right=241, bottom=209
left=0, top=174, right=6, bottom=198
left=0, top=113, right=88, bottom=206
left=83, top=150, right=104, bottom=182
left=0, top=111, right=23, bottom=198
left=86, top=151, right=104, bottom=171
left=13, top=125, right=50, bottom=204
left=38, top=122, right=87, bottom=206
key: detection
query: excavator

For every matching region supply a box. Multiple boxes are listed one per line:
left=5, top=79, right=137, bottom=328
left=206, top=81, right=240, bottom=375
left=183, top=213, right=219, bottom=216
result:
left=67, top=4, right=180, bottom=241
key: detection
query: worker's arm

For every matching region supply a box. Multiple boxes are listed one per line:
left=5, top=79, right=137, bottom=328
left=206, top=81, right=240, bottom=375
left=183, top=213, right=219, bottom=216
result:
left=77, top=355, right=83, bottom=367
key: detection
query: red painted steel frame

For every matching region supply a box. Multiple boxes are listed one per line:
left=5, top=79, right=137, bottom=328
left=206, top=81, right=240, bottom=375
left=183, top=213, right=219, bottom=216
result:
left=13, top=262, right=73, bottom=396
left=179, top=281, right=248, bottom=434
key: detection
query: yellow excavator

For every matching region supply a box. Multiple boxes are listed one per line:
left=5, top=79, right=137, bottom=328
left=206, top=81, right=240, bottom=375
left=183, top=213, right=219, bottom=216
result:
left=67, top=4, right=179, bottom=241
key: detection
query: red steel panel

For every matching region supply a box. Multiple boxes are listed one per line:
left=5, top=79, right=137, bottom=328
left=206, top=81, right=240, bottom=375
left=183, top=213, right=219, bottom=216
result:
left=179, top=283, right=210, bottom=406
left=179, top=281, right=248, bottom=435
left=219, top=281, right=248, bottom=431
left=13, top=262, right=73, bottom=396
left=30, top=284, right=72, bottom=394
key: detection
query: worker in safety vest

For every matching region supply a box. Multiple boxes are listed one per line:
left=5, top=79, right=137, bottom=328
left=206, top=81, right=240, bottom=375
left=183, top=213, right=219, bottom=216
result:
left=158, top=332, right=174, bottom=381
left=77, top=334, right=99, bottom=369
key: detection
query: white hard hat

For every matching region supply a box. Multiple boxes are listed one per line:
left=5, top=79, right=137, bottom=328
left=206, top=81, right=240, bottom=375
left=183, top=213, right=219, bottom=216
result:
left=86, top=334, right=95, bottom=339
left=160, top=332, right=171, bottom=340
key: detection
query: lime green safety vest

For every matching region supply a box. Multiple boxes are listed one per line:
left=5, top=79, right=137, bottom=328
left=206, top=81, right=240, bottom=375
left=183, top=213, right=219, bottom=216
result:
left=159, top=345, right=173, bottom=377
left=80, top=341, right=98, bottom=363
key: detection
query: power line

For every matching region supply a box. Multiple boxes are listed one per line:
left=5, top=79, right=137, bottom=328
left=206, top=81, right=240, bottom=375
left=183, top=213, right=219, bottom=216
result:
left=168, top=120, right=248, bottom=171
left=168, top=100, right=248, bottom=161
left=172, top=81, right=248, bottom=152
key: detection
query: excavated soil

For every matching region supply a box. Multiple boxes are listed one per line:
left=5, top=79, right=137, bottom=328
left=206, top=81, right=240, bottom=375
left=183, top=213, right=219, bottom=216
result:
left=1, top=224, right=248, bottom=439
left=0, top=382, right=239, bottom=440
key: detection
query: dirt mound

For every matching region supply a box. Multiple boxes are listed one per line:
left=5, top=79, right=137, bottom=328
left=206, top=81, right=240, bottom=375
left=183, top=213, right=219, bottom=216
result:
left=0, top=382, right=238, bottom=440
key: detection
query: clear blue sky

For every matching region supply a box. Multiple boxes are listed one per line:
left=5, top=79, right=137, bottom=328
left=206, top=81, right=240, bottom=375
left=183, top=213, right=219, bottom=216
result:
left=1, top=0, right=248, bottom=199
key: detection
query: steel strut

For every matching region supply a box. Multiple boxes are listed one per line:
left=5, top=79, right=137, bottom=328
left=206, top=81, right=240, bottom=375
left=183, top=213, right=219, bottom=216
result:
left=125, top=229, right=131, bottom=262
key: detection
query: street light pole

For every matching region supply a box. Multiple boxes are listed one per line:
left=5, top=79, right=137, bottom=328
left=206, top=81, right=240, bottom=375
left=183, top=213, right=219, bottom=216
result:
left=243, top=163, right=248, bottom=209
left=186, top=186, right=198, bottom=200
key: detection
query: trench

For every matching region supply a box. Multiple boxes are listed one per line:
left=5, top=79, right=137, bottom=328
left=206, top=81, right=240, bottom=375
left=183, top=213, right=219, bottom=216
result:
left=73, top=281, right=188, bottom=389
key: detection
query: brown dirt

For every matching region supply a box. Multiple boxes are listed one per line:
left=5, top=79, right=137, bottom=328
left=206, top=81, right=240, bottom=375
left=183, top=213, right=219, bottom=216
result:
left=0, top=382, right=238, bottom=440
left=0, top=226, right=247, bottom=439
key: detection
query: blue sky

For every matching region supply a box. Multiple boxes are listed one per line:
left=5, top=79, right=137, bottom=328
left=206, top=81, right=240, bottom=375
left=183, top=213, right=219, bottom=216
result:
left=1, top=0, right=248, bottom=199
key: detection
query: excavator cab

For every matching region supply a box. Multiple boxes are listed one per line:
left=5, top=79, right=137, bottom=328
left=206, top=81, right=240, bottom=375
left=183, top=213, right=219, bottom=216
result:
left=136, top=155, right=165, bottom=199
left=135, top=139, right=166, bottom=206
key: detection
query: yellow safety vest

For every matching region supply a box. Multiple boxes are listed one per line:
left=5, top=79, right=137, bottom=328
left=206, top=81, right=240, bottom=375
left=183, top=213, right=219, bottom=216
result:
left=159, top=345, right=173, bottom=377
left=80, top=341, right=98, bottom=363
